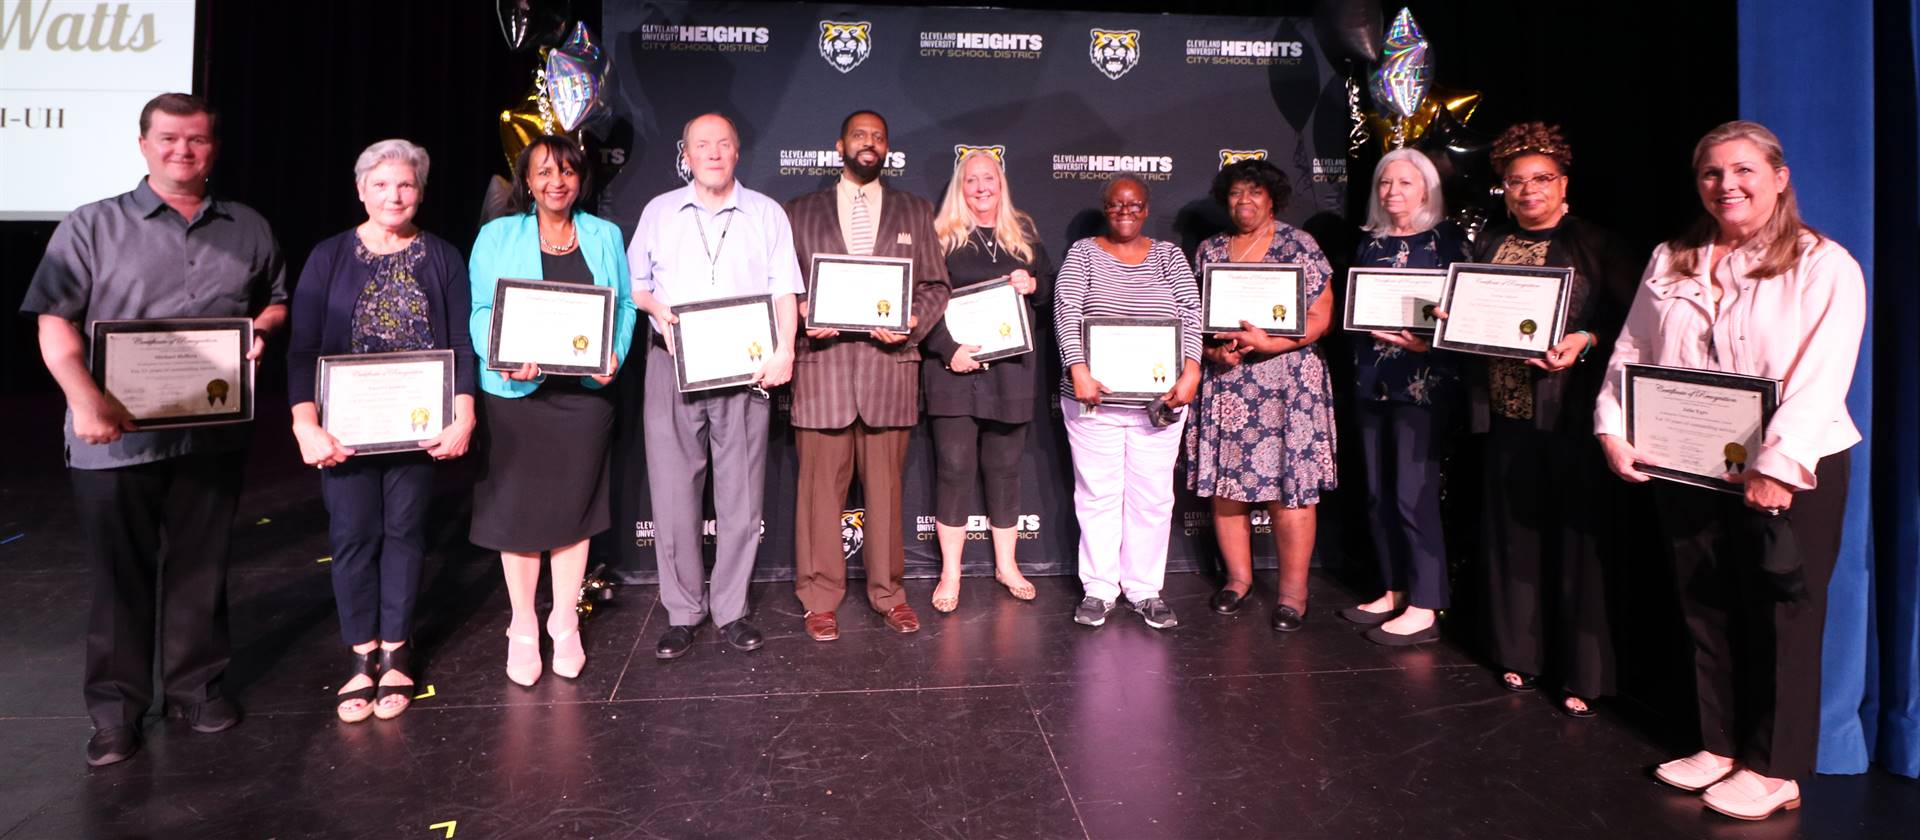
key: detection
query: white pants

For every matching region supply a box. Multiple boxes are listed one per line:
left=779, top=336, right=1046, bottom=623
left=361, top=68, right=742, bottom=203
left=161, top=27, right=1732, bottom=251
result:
left=1061, top=397, right=1186, bottom=603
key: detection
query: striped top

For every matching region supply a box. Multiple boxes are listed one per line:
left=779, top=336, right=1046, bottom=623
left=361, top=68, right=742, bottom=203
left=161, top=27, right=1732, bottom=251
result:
left=1053, top=237, right=1203, bottom=395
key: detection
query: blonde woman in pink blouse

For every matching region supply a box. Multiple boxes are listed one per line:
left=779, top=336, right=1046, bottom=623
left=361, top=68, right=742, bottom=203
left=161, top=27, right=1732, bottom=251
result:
left=1593, top=121, right=1865, bottom=822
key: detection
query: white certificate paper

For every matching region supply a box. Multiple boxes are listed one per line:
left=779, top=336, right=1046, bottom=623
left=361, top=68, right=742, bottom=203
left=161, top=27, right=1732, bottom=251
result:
left=1344, top=268, right=1446, bottom=333
left=673, top=296, right=776, bottom=391
left=1434, top=264, right=1571, bottom=357
left=1202, top=264, right=1303, bottom=336
left=1085, top=319, right=1180, bottom=401
left=1625, top=364, right=1777, bottom=493
left=491, top=281, right=614, bottom=374
left=941, top=281, right=1031, bottom=361
left=101, top=327, right=247, bottom=423
left=320, top=352, right=453, bottom=452
left=807, top=255, right=912, bottom=332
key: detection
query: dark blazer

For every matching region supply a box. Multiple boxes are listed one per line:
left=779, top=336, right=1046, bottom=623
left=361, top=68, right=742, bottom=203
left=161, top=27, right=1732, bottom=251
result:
left=785, top=182, right=950, bottom=429
left=287, top=229, right=476, bottom=406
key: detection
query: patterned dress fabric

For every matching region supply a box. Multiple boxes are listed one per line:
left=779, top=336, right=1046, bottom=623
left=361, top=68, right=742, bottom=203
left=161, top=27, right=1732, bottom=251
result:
left=348, top=238, right=433, bottom=354
left=1351, top=225, right=1470, bottom=405
left=1483, top=235, right=1551, bottom=420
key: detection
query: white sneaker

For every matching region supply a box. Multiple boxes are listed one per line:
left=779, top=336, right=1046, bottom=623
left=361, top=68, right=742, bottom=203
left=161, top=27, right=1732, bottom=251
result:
left=1653, top=750, right=1737, bottom=792
left=1701, top=769, right=1800, bottom=820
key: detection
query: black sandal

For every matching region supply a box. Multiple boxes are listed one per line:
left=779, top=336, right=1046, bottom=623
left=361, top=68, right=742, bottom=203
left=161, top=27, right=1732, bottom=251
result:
left=373, top=645, right=415, bottom=721
left=1500, top=671, right=1538, bottom=693
left=336, top=649, right=378, bottom=723
left=1562, top=695, right=1597, bottom=718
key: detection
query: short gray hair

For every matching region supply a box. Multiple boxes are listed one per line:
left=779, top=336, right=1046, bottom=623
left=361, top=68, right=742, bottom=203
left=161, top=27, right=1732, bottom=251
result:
left=1362, top=148, right=1445, bottom=234
left=354, top=138, right=431, bottom=189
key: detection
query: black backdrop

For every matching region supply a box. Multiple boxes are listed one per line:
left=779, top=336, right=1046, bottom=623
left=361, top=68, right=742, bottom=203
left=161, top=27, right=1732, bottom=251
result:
left=0, top=0, right=1737, bottom=591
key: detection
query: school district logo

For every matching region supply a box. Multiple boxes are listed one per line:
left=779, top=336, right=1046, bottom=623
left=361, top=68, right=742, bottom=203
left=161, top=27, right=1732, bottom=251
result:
left=819, top=21, right=872, bottom=73
left=1089, top=29, right=1140, bottom=80
left=674, top=140, right=693, bottom=183
left=953, top=144, right=1006, bottom=168
left=840, top=509, right=865, bottom=560
left=1219, top=149, right=1268, bottom=168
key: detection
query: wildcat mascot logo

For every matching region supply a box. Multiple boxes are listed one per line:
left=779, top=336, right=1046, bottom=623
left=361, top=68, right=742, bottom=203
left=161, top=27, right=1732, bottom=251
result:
left=674, top=140, right=693, bottom=183
left=953, top=144, right=1007, bottom=168
left=840, top=509, right=866, bottom=560
left=1088, top=29, right=1140, bottom=80
left=819, top=21, right=873, bottom=73
left=1218, top=149, right=1269, bottom=168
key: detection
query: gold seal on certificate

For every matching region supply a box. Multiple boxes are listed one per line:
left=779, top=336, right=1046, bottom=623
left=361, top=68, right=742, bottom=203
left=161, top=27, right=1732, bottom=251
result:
left=1343, top=267, right=1447, bottom=334
left=89, top=318, right=255, bottom=429
left=1623, top=363, right=1779, bottom=493
left=669, top=293, right=778, bottom=393
left=1432, top=263, right=1573, bottom=359
left=1082, top=316, right=1181, bottom=405
left=1200, top=263, right=1306, bottom=337
left=805, top=254, right=913, bottom=333
left=317, top=350, right=456, bottom=454
left=487, top=278, right=617, bottom=375
left=941, top=279, right=1034, bottom=363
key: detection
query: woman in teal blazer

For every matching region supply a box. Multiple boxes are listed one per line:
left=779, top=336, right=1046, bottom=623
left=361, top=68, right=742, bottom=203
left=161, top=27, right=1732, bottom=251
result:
left=468, top=136, right=636, bottom=687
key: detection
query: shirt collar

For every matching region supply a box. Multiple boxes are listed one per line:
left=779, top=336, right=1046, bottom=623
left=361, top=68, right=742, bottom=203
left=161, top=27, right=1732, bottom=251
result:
left=677, top=180, right=742, bottom=214
left=132, top=177, right=228, bottom=223
left=837, top=174, right=881, bottom=204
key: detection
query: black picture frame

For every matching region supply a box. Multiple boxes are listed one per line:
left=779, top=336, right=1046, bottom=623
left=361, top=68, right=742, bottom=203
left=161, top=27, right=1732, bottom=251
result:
left=1081, top=316, right=1182, bottom=406
left=668, top=294, right=780, bottom=392
left=804, top=254, right=914, bottom=333
left=943, top=278, right=1034, bottom=363
left=1200, top=262, right=1307, bottom=337
left=1623, top=363, right=1780, bottom=493
left=1342, top=267, right=1447, bottom=335
left=487, top=277, right=617, bottom=376
left=316, top=350, right=457, bottom=455
left=88, top=317, right=255, bottom=429
left=1432, top=262, right=1574, bottom=360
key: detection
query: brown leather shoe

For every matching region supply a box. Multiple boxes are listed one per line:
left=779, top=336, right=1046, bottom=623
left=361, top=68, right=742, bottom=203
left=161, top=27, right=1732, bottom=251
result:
left=883, top=603, right=921, bottom=634
left=803, top=611, right=839, bottom=641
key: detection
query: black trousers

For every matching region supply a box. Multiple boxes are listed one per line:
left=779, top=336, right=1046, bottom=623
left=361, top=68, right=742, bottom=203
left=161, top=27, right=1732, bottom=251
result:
left=320, top=454, right=434, bottom=645
left=1356, top=401, right=1449, bottom=609
left=929, top=415, right=1028, bottom=528
left=71, top=452, right=244, bottom=730
left=1653, top=451, right=1850, bottom=779
left=1479, top=417, right=1616, bottom=699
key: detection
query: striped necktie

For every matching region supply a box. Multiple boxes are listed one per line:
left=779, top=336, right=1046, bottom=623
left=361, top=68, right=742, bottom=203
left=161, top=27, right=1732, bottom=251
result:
left=849, top=188, right=875, bottom=256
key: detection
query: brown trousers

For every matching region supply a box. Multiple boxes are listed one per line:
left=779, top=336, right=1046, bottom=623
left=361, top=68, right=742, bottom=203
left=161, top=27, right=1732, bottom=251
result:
left=793, top=422, right=910, bottom=614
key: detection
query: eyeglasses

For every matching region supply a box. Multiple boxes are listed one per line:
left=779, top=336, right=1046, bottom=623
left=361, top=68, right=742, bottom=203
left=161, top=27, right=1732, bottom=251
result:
left=1103, top=201, right=1146, bottom=214
left=1502, top=173, right=1563, bottom=191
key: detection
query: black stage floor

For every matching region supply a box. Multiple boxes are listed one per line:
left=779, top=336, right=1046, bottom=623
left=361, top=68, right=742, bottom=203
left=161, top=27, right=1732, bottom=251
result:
left=1, top=394, right=1915, bottom=839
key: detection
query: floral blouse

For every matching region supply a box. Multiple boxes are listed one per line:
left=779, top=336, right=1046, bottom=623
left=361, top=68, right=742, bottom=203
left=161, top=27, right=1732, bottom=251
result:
left=1351, top=223, right=1470, bottom=405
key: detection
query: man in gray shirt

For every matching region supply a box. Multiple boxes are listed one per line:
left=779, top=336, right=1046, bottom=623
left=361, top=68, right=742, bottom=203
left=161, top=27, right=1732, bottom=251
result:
left=627, top=113, right=801, bottom=659
left=20, top=93, right=287, bottom=766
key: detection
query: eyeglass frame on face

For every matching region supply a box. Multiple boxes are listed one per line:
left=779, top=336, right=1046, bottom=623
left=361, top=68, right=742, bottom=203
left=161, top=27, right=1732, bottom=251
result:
left=1502, top=172, right=1564, bottom=192
left=1103, top=200, right=1146, bottom=214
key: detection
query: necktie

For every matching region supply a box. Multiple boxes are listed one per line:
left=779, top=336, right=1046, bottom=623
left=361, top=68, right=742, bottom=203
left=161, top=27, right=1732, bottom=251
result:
left=849, top=189, right=875, bottom=256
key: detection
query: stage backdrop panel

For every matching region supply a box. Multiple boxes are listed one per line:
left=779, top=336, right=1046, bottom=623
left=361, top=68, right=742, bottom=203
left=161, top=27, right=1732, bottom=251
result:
left=599, top=0, right=1349, bottom=582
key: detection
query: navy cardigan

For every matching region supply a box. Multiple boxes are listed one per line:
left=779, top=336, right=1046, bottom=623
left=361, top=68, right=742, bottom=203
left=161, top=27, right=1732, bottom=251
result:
left=286, top=229, right=477, bottom=405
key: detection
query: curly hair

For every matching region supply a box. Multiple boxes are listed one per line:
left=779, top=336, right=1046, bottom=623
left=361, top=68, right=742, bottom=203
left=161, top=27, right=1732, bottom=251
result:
left=1209, top=159, right=1291, bottom=216
left=1490, top=122, right=1572, bottom=175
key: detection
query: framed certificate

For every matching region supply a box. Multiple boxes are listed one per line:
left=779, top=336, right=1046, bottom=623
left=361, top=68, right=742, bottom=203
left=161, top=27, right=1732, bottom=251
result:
left=1343, top=267, right=1447, bottom=334
left=940, top=279, right=1033, bottom=363
left=1082, top=316, right=1181, bottom=405
left=88, top=318, right=254, bottom=429
left=669, top=294, right=778, bottom=392
left=1623, top=363, right=1779, bottom=493
left=1432, top=263, right=1573, bottom=359
left=487, top=278, right=616, bottom=376
left=317, top=350, right=456, bottom=454
left=805, top=254, right=913, bottom=333
left=1200, top=263, right=1306, bottom=337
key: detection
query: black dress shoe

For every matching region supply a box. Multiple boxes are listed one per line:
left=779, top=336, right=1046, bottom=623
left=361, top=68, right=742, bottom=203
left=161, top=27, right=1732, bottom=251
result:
left=1365, top=623, right=1441, bottom=646
left=1270, top=604, right=1306, bottom=633
left=720, top=619, right=764, bottom=652
left=179, top=696, right=241, bottom=733
left=1338, top=605, right=1399, bottom=626
left=1209, top=588, right=1249, bottom=615
left=655, top=625, right=697, bottom=660
left=85, top=726, right=140, bottom=767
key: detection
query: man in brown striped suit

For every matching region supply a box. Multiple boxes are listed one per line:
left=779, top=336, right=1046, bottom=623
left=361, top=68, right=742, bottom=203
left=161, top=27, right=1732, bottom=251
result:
left=785, top=110, right=949, bottom=640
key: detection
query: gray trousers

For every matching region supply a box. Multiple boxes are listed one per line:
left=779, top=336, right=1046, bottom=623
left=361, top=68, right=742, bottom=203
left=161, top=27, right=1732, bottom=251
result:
left=644, top=344, right=770, bottom=627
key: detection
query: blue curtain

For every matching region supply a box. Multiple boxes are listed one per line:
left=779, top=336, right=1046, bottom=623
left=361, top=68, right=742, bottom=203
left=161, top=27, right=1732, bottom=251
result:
left=1737, top=0, right=1920, bottom=777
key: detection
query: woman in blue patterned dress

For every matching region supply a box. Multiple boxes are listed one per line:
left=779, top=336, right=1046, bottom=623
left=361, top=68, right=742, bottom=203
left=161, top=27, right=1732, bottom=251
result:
left=1187, top=159, right=1337, bottom=632
left=1338, top=149, right=1470, bottom=646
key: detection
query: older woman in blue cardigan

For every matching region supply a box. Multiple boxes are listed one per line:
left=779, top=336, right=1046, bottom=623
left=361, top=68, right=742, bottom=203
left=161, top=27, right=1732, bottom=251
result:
left=288, top=139, right=476, bottom=722
left=468, top=135, right=636, bottom=687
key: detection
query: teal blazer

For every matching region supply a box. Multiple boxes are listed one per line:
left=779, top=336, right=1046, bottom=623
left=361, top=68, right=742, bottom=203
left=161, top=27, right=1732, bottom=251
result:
left=469, top=211, right=637, bottom=398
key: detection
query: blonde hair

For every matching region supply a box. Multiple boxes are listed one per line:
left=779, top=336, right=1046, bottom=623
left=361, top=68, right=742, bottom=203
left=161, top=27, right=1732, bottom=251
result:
left=935, top=151, right=1035, bottom=263
left=1362, top=148, right=1445, bottom=234
left=1669, top=120, right=1822, bottom=279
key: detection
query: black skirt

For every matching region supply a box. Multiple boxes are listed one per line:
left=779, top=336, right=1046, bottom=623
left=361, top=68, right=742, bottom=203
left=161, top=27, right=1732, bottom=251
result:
left=469, top=384, right=614, bottom=553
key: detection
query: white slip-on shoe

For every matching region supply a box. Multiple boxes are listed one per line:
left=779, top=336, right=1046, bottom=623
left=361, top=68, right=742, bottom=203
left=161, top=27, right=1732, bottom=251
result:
left=1702, top=769, right=1800, bottom=820
left=1653, top=750, right=1738, bottom=792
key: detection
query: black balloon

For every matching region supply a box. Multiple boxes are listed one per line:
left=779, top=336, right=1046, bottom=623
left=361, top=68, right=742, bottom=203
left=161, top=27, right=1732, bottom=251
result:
left=1414, top=107, right=1499, bottom=219
left=1313, top=0, right=1383, bottom=66
left=496, top=0, right=570, bottom=53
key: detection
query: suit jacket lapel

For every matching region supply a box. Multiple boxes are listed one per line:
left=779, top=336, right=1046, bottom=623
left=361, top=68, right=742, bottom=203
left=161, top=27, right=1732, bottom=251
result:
left=873, top=183, right=902, bottom=256
left=813, top=189, right=848, bottom=255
